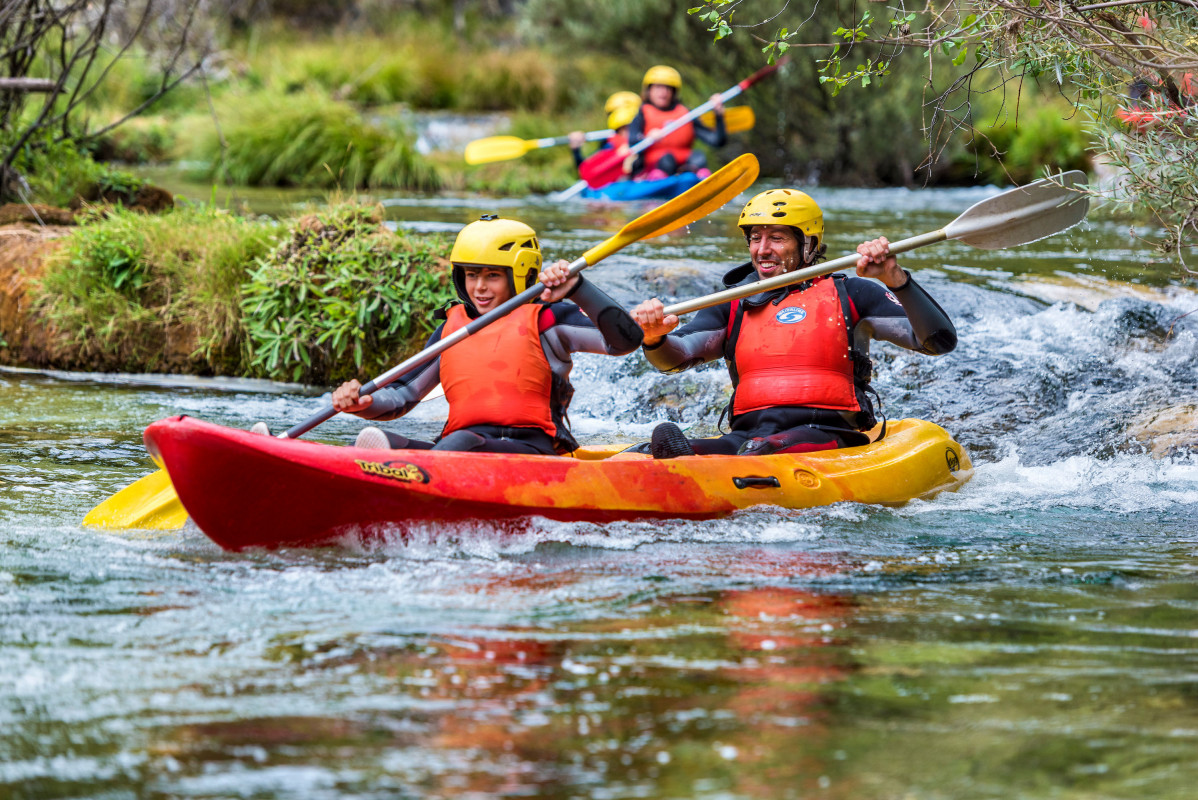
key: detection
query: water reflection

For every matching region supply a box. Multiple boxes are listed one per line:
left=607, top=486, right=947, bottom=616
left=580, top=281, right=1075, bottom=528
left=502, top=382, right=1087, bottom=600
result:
left=137, top=550, right=856, bottom=798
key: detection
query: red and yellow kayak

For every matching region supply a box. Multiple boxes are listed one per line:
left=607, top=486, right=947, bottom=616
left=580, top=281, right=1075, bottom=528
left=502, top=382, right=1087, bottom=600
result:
left=144, top=415, right=973, bottom=551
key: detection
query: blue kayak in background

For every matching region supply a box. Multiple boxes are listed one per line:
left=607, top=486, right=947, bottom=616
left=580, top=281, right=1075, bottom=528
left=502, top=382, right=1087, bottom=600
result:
left=581, top=172, right=702, bottom=201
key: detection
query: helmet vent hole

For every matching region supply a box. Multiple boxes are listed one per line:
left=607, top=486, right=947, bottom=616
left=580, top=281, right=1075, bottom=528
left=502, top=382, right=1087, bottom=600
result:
left=521, top=239, right=534, bottom=248
left=497, top=242, right=514, bottom=251
left=772, top=211, right=786, bottom=218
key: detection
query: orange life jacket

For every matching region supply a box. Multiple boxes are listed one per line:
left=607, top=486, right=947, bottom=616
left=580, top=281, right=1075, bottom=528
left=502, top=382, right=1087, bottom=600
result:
left=439, top=304, right=557, bottom=439
left=640, top=103, right=694, bottom=171
left=726, top=276, right=861, bottom=417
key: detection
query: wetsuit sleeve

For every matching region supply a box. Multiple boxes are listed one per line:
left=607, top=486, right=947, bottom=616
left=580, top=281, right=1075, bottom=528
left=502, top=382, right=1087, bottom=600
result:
left=352, top=325, right=445, bottom=420
left=627, top=109, right=647, bottom=148
left=849, top=274, right=957, bottom=355
left=545, top=276, right=643, bottom=355
left=641, top=302, right=731, bottom=373
left=692, top=115, right=727, bottom=147
left=571, top=146, right=584, bottom=170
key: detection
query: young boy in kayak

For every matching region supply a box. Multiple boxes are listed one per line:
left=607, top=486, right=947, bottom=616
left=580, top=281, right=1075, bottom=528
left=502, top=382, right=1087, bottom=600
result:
left=568, top=100, right=638, bottom=180
left=630, top=189, right=957, bottom=458
left=627, top=65, right=726, bottom=180
left=331, top=215, right=643, bottom=454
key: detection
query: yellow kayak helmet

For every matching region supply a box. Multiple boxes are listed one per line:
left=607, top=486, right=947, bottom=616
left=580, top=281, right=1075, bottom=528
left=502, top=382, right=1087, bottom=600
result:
left=604, top=91, right=642, bottom=113
left=738, top=189, right=826, bottom=262
left=449, top=215, right=542, bottom=303
left=607, top=104, right=638, bottom=131
left=642, top=65, right=682, bottom=89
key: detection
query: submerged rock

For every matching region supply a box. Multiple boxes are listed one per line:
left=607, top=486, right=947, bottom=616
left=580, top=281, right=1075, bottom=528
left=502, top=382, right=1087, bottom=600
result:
left=1125, top=404, right=1198, bottom=458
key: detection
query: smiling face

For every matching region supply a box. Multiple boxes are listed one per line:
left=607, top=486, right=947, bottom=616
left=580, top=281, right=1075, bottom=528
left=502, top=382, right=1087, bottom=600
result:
left=462, top=266, right=513, bottom=312
left=747, top=225, right=802, bottom=280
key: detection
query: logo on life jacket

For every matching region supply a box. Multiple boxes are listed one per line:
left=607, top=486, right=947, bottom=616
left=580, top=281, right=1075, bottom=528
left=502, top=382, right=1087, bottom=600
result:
left=775, top=307, right=807, bottom=324
left=356, top=459, right=430, bottom=484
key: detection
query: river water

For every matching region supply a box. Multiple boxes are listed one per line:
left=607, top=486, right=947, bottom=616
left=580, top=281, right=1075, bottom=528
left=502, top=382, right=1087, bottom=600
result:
left=3, top=181, right=1197, bottom=798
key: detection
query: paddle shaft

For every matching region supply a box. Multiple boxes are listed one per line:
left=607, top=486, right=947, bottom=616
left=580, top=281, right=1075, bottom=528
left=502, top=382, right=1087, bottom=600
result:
left=539, top=109, right=752, bottom=151
left=558, top=60, right=786, bottom=200
left=662, top=231, right=945, bottom=317
left=530, top=130, right=612, bottom=149
left=282, top=258, right=588, bottom=440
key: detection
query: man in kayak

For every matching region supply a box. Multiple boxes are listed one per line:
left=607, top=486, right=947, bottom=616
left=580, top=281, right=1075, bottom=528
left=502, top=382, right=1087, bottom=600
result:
left=628, top=65, right=726, bottom=180
left=630, top=189, right=957, bottom=458
left=331, top=215, right=643, bottom=454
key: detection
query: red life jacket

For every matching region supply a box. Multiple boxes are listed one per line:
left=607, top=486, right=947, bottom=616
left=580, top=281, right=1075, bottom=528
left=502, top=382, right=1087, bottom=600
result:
left=439, top=304, right=557, bottom=439
left=640, top=103, right=694, bottom=171
left=726, top=276, right=861, bottom=416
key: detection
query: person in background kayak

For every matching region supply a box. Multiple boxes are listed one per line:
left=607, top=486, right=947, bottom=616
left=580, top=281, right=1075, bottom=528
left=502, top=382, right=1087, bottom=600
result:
left=331, top=215, right=643, bottom=454
left=629, top=189, right=957, bottom=459
left=568, top=101, right=638, bottom=179
left=627, top=65, right=726, bottom=181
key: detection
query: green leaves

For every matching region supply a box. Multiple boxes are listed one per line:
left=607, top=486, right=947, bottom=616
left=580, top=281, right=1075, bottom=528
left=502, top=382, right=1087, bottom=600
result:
left=240, top=202, right=454, bottom=385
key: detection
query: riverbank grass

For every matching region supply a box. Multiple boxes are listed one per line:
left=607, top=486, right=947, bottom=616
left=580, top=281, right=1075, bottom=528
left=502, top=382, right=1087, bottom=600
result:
left=34, top=200, right=453, bottom=380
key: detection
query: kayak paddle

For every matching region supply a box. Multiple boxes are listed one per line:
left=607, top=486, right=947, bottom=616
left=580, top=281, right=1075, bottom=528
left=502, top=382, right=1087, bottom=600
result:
left=464, top=106, right=756, bottom=165
left=556, top=60, right=788, bottom=200
left=661, top=171, right=1090, bottom=319
left=82, top=153, right=761, bottom=531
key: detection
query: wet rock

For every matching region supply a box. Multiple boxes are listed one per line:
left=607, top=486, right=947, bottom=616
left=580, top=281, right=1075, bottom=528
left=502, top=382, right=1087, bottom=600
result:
left=1125, top=404, right=1198, bottom=458
left=637, top=262, right=723, bottom=302
left=621, top=367, right=731, bottom=429
left=0, top=203, right=75, bottom=226
left=69, top=183, right=174, bottom=214
left=0, top=225, right=71, bottom=365
left=1094, top=297, right=1173, bottom=343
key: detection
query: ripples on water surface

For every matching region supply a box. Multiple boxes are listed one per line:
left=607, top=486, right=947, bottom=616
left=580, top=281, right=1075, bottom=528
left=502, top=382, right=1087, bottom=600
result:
left=2, top=184, right=1197, bottom=798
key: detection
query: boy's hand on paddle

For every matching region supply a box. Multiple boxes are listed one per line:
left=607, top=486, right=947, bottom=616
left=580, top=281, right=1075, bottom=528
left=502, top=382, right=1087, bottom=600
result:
left=709, top=94, right=724, bottom=114
left=332, top=379, right=373, bottom=414
left=567, top=130, right=585, bottom=149
left=540, top=259, right=579, bottom=302
left=855, top=236, right=907, bottom=289
left=631, top=298, right=679, bottom=347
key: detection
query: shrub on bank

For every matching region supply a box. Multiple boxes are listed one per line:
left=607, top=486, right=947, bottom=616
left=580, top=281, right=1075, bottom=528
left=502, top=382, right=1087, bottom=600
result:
left=199, top=90, right=440, bottom=191
left=31, top=200, right=454, bottom=381
left=241, top=202, right=454, bottom=384
left=37, top=205, right=279, bottom=373
left=949, top=97, right=1093, bottom=186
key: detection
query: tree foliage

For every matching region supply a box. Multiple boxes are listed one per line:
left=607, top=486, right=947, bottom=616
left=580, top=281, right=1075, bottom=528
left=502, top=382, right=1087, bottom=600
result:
left=686, top=0, right=1198, bottom=269
left=0, top=0, right=219, bottom=201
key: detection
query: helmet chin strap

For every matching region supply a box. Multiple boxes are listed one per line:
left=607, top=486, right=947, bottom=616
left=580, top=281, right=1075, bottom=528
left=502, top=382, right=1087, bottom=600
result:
left=801, top=235, right=826, bottom=266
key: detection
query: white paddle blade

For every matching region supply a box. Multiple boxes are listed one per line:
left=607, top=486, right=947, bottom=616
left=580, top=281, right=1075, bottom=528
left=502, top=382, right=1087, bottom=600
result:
left=945, top=170, right=1089, bottom=250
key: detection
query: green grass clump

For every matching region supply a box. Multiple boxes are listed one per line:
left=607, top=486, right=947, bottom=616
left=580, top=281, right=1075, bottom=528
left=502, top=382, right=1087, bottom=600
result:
left=5, top=138, right=103, bottom=207
left=37, top=204, right=280, bottom=373
left=200, top=90, right=440, bottom=191
left=240, top=201, right=454, bottom=384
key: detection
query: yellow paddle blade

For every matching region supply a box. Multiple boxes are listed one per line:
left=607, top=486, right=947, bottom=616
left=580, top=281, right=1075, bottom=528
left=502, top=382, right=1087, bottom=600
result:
left=700, top=106, right=756, bottom=134
left=464, top=135, right=537, bottom=165
left=82, top=468, right=188, bottom=531
left=583, top=153, right=759, bottom=264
